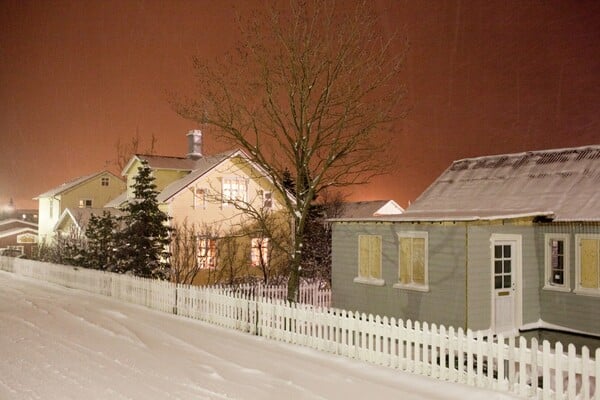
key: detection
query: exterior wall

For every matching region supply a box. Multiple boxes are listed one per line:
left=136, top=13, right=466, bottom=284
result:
left=37, top=173, right=125, bottom=243
left=37, top=197, right=60, bottom=242
left=60, top=173, right=125, bottom=213
left=0, top=230, right=38, bottom=258
left=466, top=223, right=540, bottom=332
left=331, top=221, right=468, bottom=329
left=125, top=159, right=188, bottom=199
left=536, top=223, right=600, bottom=335
left=167, top=156, right=285, bottom=229
left=332, top=219, right=600, bottom=336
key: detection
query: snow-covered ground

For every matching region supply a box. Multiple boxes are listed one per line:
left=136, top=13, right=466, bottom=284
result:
left=0, top=271, right=519, bottom=400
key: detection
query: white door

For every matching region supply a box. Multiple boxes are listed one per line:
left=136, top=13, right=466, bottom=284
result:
left=491, top=237, right=521, bottom=334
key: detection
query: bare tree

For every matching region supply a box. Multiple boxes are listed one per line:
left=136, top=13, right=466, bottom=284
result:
left=112, top=130, right=158, bottom=172
left=175, top=0, right=407, bottom=300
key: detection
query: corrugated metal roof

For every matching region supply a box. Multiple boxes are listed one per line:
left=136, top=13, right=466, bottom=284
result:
left=404, top=145, right=600, bottom=222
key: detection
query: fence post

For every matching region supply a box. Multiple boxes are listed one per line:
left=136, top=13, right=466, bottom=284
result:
left=582, top=346, right=590, bottom=400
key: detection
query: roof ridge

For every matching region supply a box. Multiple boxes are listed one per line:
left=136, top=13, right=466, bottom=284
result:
left=136, top=153, right=187, bottom=160
left=452, top=144, right=600, bottom=164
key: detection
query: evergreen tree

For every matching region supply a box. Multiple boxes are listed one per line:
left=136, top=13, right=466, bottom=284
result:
left=84, top=211, right=119, bottom=270
left=116, top=160, right=171, bottom=279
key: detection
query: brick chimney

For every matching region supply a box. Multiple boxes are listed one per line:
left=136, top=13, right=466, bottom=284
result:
left=186, top=130, right=202, bottom=160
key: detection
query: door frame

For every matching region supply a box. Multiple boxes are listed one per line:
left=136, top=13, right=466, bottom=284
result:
left=489, top=233, right=523, bottom=334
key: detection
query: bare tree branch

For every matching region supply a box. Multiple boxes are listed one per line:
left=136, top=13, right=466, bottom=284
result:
left=174, top=0, right=408, bottom=300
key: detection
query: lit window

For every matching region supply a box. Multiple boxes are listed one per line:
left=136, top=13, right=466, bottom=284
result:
left=575, top=235, right=600, bottom=296
left=222, top=177, right=247, bottom=205
left=395, top=232, right=429, bottom=292
left=543, top=234, right=570, bottom=291
left=101, top=177, right=109, bottom=186
left=353, top=235, right=384, bottom=286
left=251, top=238, right=269, bottom=267
left=79, top=199, right=93, bottom=208
left=198, top=238, right=217, bottom=269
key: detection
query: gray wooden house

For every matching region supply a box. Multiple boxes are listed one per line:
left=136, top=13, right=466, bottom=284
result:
left=331, top=145, right=600, bottom=337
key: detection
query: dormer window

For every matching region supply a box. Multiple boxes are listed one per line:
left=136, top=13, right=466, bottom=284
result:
left=101, top=177, right=109, bottom=186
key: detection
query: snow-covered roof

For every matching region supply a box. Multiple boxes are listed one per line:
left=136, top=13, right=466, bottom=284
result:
left=35, top=171, right=121, bottom=199
left=0, top=219, right=38, bottom=229
left=122, top=154, right=200, bottom=176
left=0, top=226, right=37, bottom=239
left=338, top=200, right=404, bottom=219
left=157, top=150, right=239, bottom=202
left=54, top=207, right=123, bottom=232
left=104, top=191, right=128, bottom=208
left=334, top=145, right=600, bottom=223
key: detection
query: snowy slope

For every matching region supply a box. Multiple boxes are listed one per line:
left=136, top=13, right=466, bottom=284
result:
left=0, top=271, right=519, bottom=400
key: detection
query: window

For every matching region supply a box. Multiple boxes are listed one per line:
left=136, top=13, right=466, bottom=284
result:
left=262, top=191, right=273, bottom=209
left=543, top=234, right=570, bottom=292
left=353, top=235, right=384, bottom=286
left=222, top=177, right=247, bottom=205
left=575, top=234, right=600, bottom=296
left=6, top=245, right=24, bottom=256
left=79, top=199, right=93, bottom=208
left=49, top=199, right=54, bottom=218
left=101, top=177, right=109, bottom=186
left=198, top=238, right=217, bottom=269
left=394, top=232, right=429, bottom=291
left=193, top=187, right=207, bottom=209
left=251, top=237, right=269, bottom=267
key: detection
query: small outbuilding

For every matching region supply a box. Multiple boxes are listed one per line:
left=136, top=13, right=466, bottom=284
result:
left=331, top=145, right=600, bottom=337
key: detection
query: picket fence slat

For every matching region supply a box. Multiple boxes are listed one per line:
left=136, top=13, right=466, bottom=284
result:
left=1, top=256, right=597, bottom=400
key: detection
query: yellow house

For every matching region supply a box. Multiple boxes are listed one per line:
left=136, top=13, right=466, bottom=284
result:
left=35, top=171, right=125, bottom=243
left=110, top=130, right=292, bottom=284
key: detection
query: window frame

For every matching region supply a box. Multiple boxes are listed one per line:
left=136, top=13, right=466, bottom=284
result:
left=353, top=234, right=385, bottom=286
left=543, top=233, right=571, bottom=292
left=262, top=191, right=273, bottom=209
left=193, top=187, right=207, bottom=210
left=197, top=238, right=217, bottom=270
left=250, top=237, right=270, bottom=267
left=6, top=245, right=24, bottom=256
left=101, top=177, right=109, bottom=186
left=574, top=234, right=600, bottom=297
left=394, top=231, right=430, bottom=292
left=79, top=199, right=93, bottom=208
left=221, top=177, right=248, bottom=206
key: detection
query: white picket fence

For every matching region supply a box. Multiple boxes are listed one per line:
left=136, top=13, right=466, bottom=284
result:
left=224, top=281, right=331, bottom=307
left=1, top=256, right=598, bottom=399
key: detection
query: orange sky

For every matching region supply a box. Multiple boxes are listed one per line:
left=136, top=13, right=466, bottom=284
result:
left=1, top=0, right=599, bottom=210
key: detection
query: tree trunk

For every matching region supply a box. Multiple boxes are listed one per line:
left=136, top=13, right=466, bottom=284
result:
left=287, top=256, right=301, bottom=302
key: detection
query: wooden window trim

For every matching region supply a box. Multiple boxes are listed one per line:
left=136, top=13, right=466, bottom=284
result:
left=394, top=231, right=430, bottom=292
left=543, top=233, right=571, bottom=292
left=574, top=234, right=600, bottom=297
left=354, top=235, right=384, bottom=286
